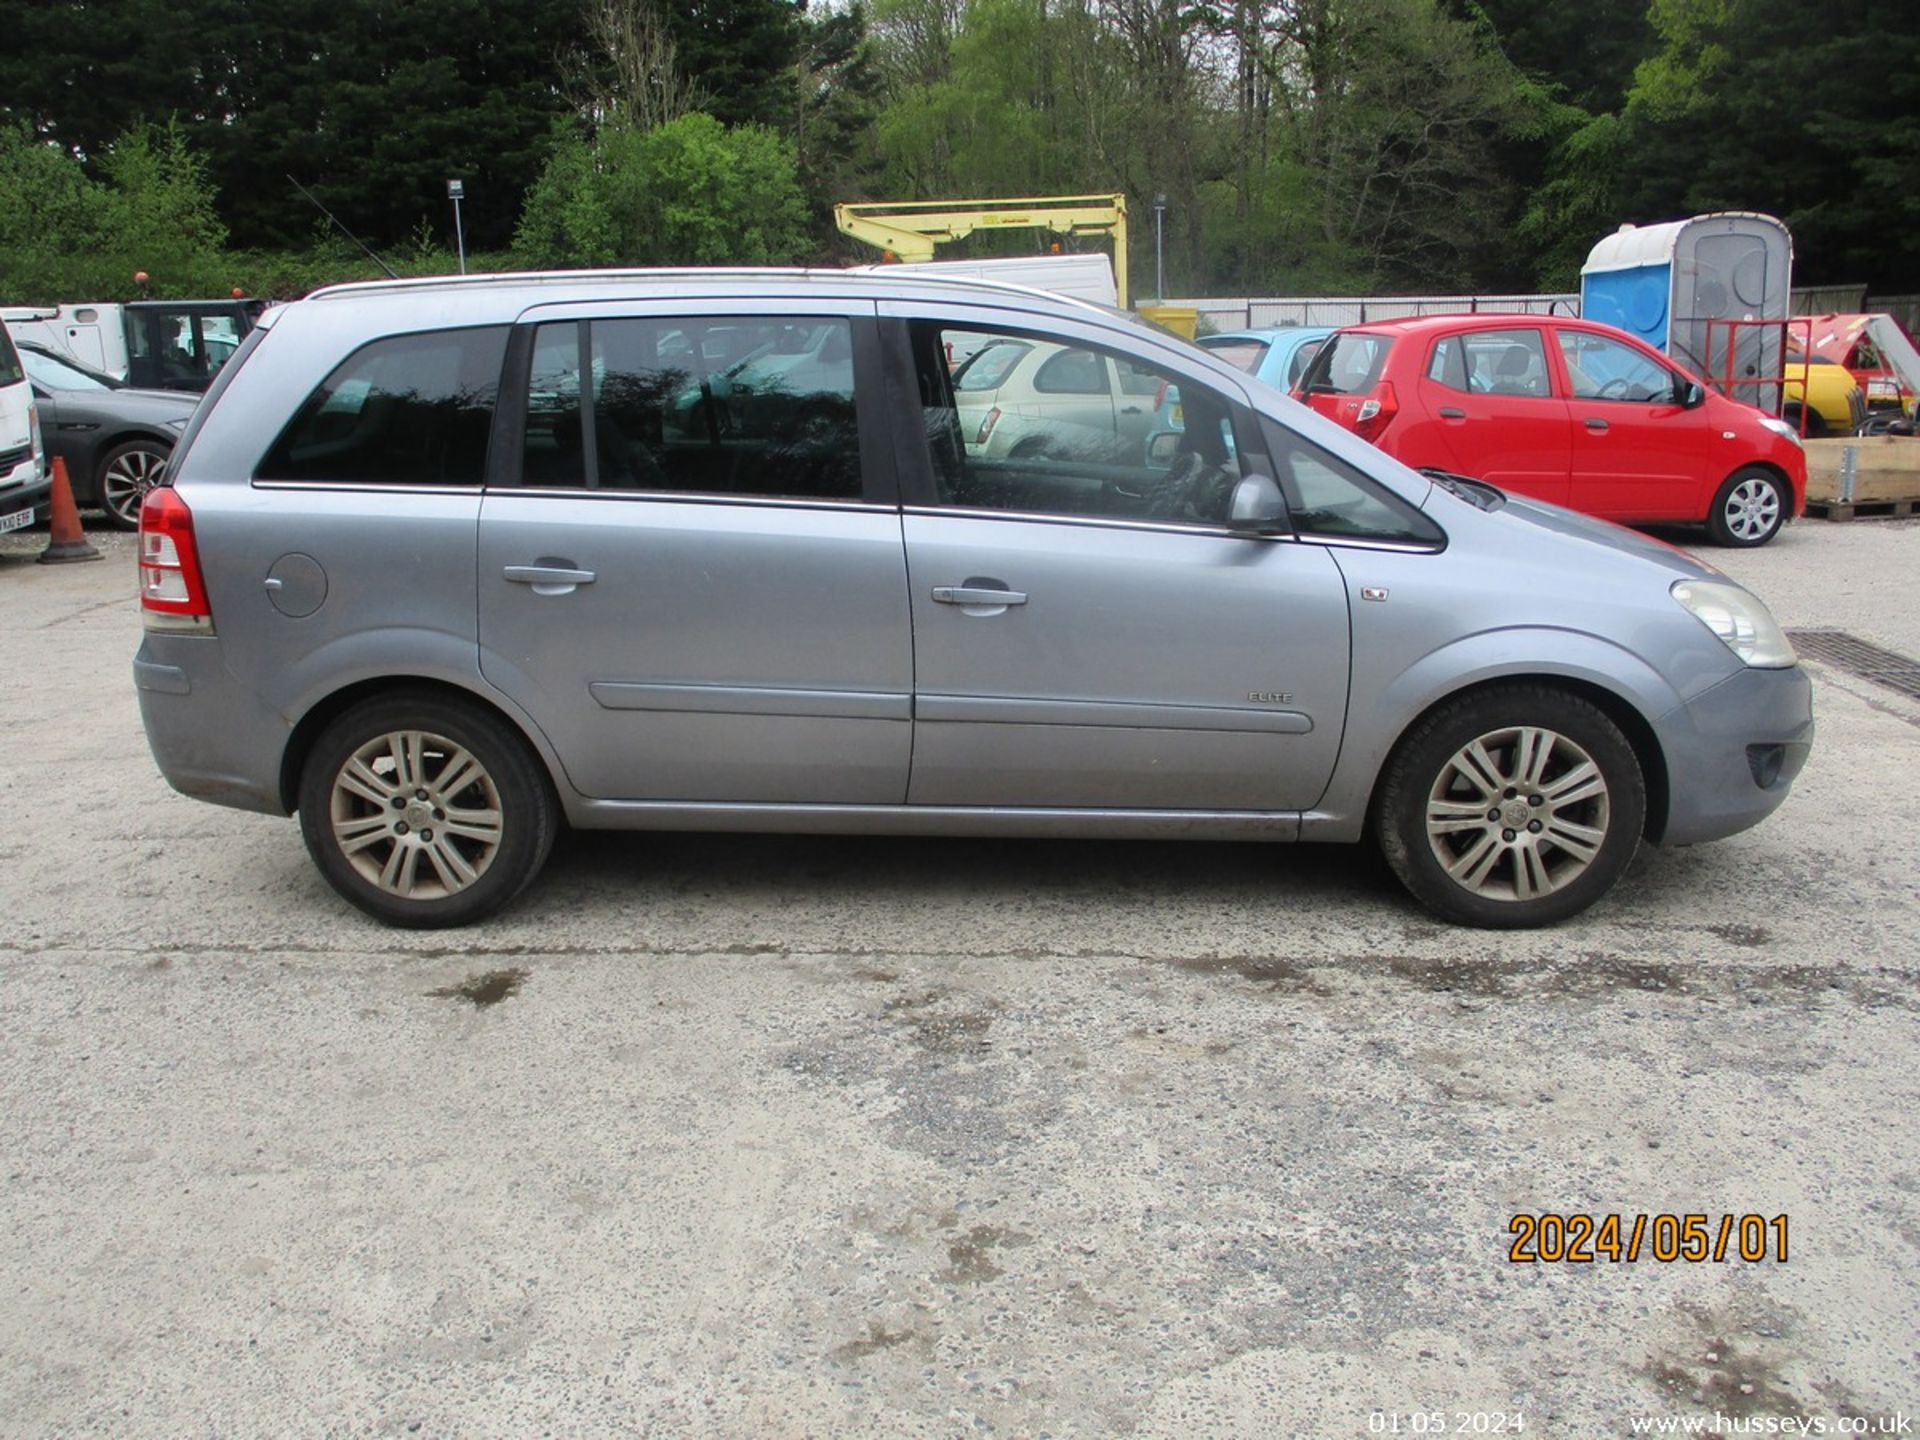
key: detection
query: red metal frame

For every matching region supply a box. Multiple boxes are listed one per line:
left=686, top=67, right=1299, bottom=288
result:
left=1705, top=315, right=1816, bottom=433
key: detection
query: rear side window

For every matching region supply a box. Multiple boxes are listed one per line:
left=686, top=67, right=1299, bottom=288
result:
left=0, top=329, right=22, bottom=387
left=1034, top=347, right=1109, bottom=395
left=1301, top=333, right=1393, bottom=394
left=1428, top=329, right=1551, bottom=398
left=519, top=315, right=862, bottom=500
left=259, top=326, right=508, bottom=485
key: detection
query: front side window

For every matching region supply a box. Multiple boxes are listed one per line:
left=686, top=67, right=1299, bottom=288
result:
left=259, top=326, right=508, bottom=485
left=1429, top=329, right=1552, bottom=398
left=519, top=315, right=862, bottom=500
left=916, top=323, right=1244, bottom=526
left=1557, top=330, right=1681, bottom=403
left=1267, top=423, right=1445, bottom=546
left=0, top=330, right=22, bottom=387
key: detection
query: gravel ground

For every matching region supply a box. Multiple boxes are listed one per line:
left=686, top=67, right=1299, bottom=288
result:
left=1, top=514, right=1916, bottom=1438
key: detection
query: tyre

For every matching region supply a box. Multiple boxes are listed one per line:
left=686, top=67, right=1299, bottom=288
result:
left=1373, top=684, right=1646, bottom=928
left=1706, top=466, right=1787, bottom=547
left=296, top=693, right=559, bottom=928
left=96, top=439, right=173, bottom=530
left=1782, top=404, right=1825, bottom=440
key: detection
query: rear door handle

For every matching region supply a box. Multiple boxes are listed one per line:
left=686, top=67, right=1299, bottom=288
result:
left=933, top=585, right=1028, bottom=608
left=504, top=563, right=597, bottom=595
left=1586, top=418, right=1610, bottom=431
left=1438, top=406, right=1466, bottom=420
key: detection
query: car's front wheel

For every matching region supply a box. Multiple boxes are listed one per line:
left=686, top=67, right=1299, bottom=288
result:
left=296, top=693, right=558, bottom=928
left=96, top=439, right=173, bottom=530
left=1374, top=685, right=1646, bottom=928
left=1707, top=467, right=1787, bottom=547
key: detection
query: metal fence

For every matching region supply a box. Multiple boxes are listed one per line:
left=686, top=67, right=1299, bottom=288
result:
left=1165, top=293, right=1581, bottom=333
left=1171, top=288, right=1920, bottom=336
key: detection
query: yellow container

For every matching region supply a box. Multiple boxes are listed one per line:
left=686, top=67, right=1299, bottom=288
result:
left=1136, top=305, right=1198, bottom=340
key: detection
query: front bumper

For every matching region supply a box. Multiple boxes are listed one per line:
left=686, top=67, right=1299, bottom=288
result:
left=1655, top=664, right=1814, bottom=845
left=0, top=462, right=52, bottom=525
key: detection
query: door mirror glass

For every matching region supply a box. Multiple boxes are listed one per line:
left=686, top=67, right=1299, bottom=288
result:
left=1226, top=473, right=1288, bottom=535
left=1682, top=380, right=1706, bottom=409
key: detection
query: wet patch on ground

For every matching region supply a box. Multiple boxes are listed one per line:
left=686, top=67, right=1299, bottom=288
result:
left=1169, top=955, right=1334, bottom=995
left=426, top=968, right=528, bottom=1007
left=881, top=987, right=999, bottom=1056
left=829, top=1321, right=925, bottom=1361
left=934, top=1223, right=1033, bottom=1285
left=1168, top=951, right=1917, bottom=1009
left=1645, top=1300, right=1807, bottom=1418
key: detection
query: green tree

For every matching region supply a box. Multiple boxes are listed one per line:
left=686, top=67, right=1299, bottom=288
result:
left=0, top=121, right=227, bottom=300
left=670, top=0, right=806, bottom=129
left=515, top=111, right=810, bottom=267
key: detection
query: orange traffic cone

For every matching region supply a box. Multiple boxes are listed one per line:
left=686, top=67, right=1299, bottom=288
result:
left=38, top=455, right=101, bottom=565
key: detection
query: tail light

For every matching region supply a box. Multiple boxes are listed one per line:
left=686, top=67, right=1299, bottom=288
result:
left=976, top=406, right=1002, bottom=444
left=138, top=487, right=214, bottom=632
left=1342, top=382, right=1399, bottom=442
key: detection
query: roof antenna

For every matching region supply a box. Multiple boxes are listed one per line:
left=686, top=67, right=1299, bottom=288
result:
left=288, top=175, right=399, bottom=279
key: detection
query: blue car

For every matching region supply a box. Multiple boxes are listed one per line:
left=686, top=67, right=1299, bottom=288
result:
left=1145, top=327, right=1338, bottom=463
left=1197, top=326, right=1337, bottom=392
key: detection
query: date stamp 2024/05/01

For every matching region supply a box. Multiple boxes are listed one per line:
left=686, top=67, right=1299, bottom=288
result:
left=1507, top=1212, right=1788, bottom=1264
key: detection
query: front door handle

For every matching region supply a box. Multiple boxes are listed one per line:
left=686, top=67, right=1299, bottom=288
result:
left=933, top=585, right=1028, bottom=609
left=1586, top=417, right=1610, bottom=431
left=504, top=563, right=597, bottom=596
left=1438, top=406, right=1466, bottom=420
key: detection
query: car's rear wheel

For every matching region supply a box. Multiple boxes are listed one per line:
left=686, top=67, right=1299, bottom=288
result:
left=297, top=694, right=558, bottom=928
left=1374, top=685, right=1646, bottom=928
left=1707, top=466, right=1787, bottom=547
left=97, top=439, right=173, bottom=530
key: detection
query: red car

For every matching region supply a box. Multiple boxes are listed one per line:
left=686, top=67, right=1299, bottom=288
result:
left=1294, top=315, right=1807, bottom=546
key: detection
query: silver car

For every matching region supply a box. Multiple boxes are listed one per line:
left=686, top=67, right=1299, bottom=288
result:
left=133, top=270, right=1813, bottom=929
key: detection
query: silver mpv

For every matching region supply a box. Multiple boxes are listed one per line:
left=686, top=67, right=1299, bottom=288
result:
left=134, top=271, right=1813, bottom=929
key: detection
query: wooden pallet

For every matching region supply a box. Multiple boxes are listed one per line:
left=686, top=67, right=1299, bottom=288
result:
left=1803, top=496, right=1919, bottom=521
left=1801, top=437, right=1920, bottom=520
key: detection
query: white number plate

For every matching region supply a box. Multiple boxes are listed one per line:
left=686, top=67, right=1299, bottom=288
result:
left=0, top=505, right=37, bottom=534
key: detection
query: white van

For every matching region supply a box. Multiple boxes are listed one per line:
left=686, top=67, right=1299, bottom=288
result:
left=0, top=324, right=49, bottom=534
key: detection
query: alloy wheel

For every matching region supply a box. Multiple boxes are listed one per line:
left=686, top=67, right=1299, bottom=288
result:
left=327, top=729, right=504, bottom=900
left=1423, top=725, right=1611, bottom=903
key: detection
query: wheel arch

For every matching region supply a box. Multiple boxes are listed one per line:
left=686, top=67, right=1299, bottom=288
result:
left=1350, top=670, right=1674, bottom=846
left=278, top=674, right=565, bottom=815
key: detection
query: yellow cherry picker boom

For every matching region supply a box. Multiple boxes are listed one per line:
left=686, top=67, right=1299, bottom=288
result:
left=833, top=194, right=1131, bottom=308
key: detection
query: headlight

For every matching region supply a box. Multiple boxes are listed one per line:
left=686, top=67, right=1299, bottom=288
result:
left=1671, top=579, right=1797, bottom=668
left=1759, top=416, right=1803, bottom=447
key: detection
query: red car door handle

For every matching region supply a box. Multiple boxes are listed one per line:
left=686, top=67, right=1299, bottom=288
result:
left=1586, top=418, right=1610, bottom=431
left=1438, top=406, right=1466, bottom=420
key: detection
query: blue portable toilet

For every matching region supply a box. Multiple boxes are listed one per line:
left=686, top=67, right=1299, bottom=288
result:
left=1581, top=212, right=1793, bottom=412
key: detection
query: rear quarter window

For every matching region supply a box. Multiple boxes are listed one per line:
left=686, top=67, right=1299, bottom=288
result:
left=1302, top=333, right=1393, bottom=395
left=258, top=326, right=509, bottom=486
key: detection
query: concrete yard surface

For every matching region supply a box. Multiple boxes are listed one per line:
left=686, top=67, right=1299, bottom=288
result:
left=1, top=518, right=1916, bottom=1438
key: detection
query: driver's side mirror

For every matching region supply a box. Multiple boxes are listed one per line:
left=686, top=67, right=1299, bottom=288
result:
left=1226, top=473, right=1289, bottom=536
left=1681, top=380, right=1706, bottom=409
